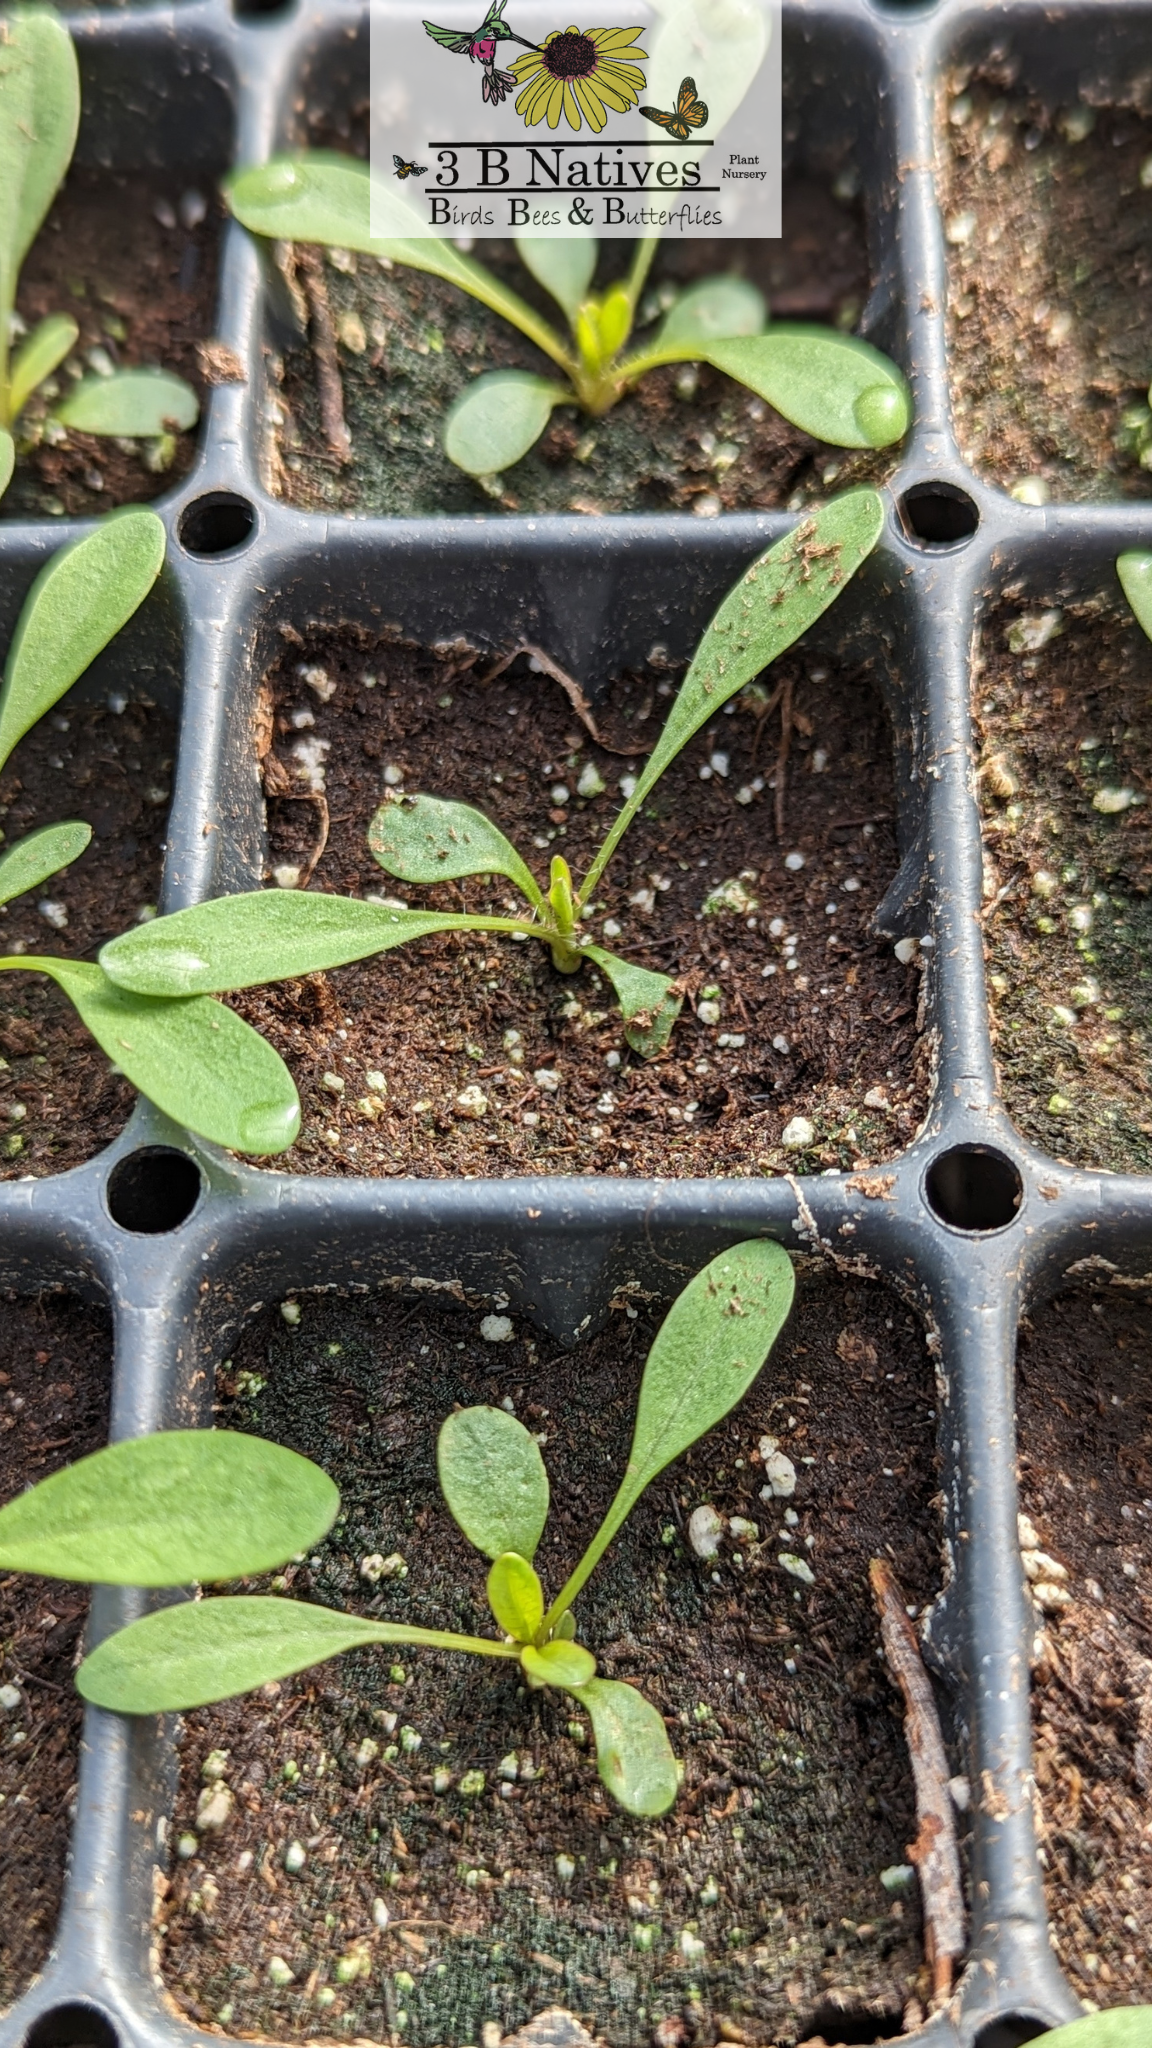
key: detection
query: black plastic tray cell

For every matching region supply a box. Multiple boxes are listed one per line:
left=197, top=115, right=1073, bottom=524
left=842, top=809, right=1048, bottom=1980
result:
left=8, top=4, right=1152, bottom=2048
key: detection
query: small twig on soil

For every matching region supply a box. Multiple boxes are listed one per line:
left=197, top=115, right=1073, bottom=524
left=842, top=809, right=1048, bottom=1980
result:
left=750, top=678, right=787, bottom=769
left=773, top=674, right=795, bottom=843
left=870, top=1555, right=966, bottom=2002
left=477, top=643, right=652, bottom=756
left=12, top=1665, right=69, bottom=1697
left=294, top=243, right=352, bottom=465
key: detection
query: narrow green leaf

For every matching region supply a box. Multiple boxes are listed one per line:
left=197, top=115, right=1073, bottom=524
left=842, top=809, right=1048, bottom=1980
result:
left=8, top=311, right=78, bottom=419
left=0, top=820, right=90, bottom=908
left=521, top=1639, right=596, bottom=1687
left=0, top=428, right=12, bottom=500
left=487, top=1552, right=544, bottom=1641
left=0, top=1431, right=338, bottom=1584
left=657, top=277, right=766, bottom=350
left=0, top=9, right=79, bottom=296
left=437, top=1406, right=549, bottom=1563
left=25, top=958, right=300, bottom=1155
left=582, top=943, right=681, bottom=1057
left=1117, top=552, right=1152, bottom=641
left=0, top=509, right=165, bottom=776
left=517, top=234, right=598, bottom=323
left=369, top=793, right=544, bottom=909
left=77, top=1595, right=517, bottom=1715
left=99, top=891, right=530, bottom=998
left=444, top=370, right=561, bottom=477
left=706, top=328, right=910, bottom=449
left=1039, top=2018, right=1152, bottom=2048
left=54, top=367, right=199, bottom=438
left=571, top=1678, right=679, bottom=1816
left=596, top=285, right=632, bottom=361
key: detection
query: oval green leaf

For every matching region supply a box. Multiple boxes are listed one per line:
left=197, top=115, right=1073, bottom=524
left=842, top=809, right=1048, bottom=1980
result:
left=0, top=1431, right=338, bottom=1584
left=1117, top=552, right=1152, bottom=642
left=517, top=234, right=598, bottom=323
left=657, top=276, right=766, bottom=350
left=9, top=311, right=79, bottom=420
left=34, top=959, right=300, bottom=1155
left=55, top=367, right=200, bottom=438
left=0, top=820, right=90, bottom=909
left=582, top=943, right=681, bottom=1058
left=0, top=8, right=79, bottom=287
left=0, top=430, right=13, bottom=501
left=572, top=1677, right=679, bottom=1816
left=369, top=793, right=544, bottom=908
left=1039, top=2018, right=1152, bottom=2048
left=444, top=370, right=561, bottom=477
left=437, top=1406, right=549, bottom=1562
left=0, top=510, right=166, bottom=776
left=521, top=1639, right=596, bottom=1687
left=487, top=1551, right=545, bottom=1641
left=706, top=328, right=910, bottom=448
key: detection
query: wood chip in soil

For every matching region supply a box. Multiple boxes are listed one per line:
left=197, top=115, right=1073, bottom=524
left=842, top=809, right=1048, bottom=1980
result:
left=1017, top=1285, right=1152, bottom=2007
left=0, top=689, right=176, bottom=1179
left=240, top=636, right=926, bottom=1179
left=977, top=599, right=1152, bottom=1173
left=941, top=72, right=1152, bottom=501
left=160, top=1269, right=949, bottom=2047
left=0, top=1292, right=112, bottom=2009
left=268, top=188, right=889, bottom=518
left=3, top=170, right=221, bottom=521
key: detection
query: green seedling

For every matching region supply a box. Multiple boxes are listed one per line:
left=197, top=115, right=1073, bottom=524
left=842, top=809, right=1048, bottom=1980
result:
left=1039, top=2016, right=1152, bottom=2048
left=225, top=152, right=910, bottom=480
left=73, top=1240, right=795, bottom=1816
left=0, top=8, right=199, bottom=498
left=0, top=510, right=300, bottom=1154
left=96, top=487, right=885, bottom=1056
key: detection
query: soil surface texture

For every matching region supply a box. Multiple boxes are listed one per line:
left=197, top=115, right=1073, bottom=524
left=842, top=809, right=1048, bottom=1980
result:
left=160, top=1270, right=948, bottom=2047
left=1017, top=1284, right=1152, bottom=2009
left=4, top=170, right=220, bottom=521
left=0, top=687, right=176, bottom=1179
left=269, top=189, right=885, bottom=517
left=977, top=598, right=1152, bottom=1174
left=243, top=634, right=925, bottom=1178
left=942, top=74, right=1152, bottom=502
left=0, top=1291, right=112, bottom=2009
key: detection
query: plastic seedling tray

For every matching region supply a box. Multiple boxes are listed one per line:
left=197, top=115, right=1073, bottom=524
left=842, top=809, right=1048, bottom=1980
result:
left=1, top=2, right=1151, bottom=2046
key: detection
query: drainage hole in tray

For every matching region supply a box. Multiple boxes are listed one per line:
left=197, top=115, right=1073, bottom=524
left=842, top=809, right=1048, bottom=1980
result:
left=898, top=481, right=979, bottom=547
left=923, top=1143, right=1023, bottom=1232
left=801, top=2003, right=906, bottom=2043
left=972, top=2021, right=1052, bottom=2048
left=234, top=0, right=295, bottom=11
left=178, top=491, right=256, bottom=557
left=105, top=1146, right=203, bottom=1234
left=23, top=2005, right=120, bottom=2048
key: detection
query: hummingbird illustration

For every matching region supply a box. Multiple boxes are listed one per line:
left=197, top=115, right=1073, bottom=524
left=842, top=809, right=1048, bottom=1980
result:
left=423, top=0, right=538, bottom=105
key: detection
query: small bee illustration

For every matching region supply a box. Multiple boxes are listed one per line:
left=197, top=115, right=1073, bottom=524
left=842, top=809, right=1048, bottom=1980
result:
left=393, top=153, right=429, bottom=180
left=639, top=75, right=707, bottom=141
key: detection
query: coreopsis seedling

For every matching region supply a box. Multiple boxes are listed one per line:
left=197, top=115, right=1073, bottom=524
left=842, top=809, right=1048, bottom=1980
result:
left=95, top=487, right=884, bottom=1056
left=224, top=153, right=910, bottom=481
left=60, top=1241, right=795, bottom=1816
left=0, top=8, right=200, bottom=501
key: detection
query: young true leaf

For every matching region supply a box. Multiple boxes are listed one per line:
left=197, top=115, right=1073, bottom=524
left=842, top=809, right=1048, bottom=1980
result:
left=0, top=819, right=90, bottom=908
left=582, top=944, right=681, bottom=1057
left=517, top=234, right=598, bottom=323
left=573, top=1678, right=679, bottom=1816
left=55, top=367, right=200, bottom=438
left=0, top=429, right=12, bottom=500
left=444, top=371, right=563, bottom=477
left=369, top=792, right=545, bottom=909
left=487, top=1552, right=544, bottom=1641
left=8, top=311, right=79, bottom=420
left=521, top=1640, right=596, bottom=1688
left=99, top=891, right=534, bottom=998
left=655, top=276, right=766, bottom=350
left=706, top=328, right=910, bottom=449
left=1117, top=551, right=1152, bottom=640
left=1038, top=2018, right=1152, bottom=2048
left=77, top=1595, right=519, bottom=1715
left=437, top=1406, right=549, bottom=1563
left=0, top=1431, right=338, bottom=1584
left=25, top=959, right=301, bottom=1155
left=0, top=9, right=80, bottom=301
left=0, top=509, right=165, bottom=774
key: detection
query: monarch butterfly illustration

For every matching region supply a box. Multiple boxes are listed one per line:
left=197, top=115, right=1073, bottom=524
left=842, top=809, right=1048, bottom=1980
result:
left=639, top=75, right=708, bottom=141
left=393, top=153, right=429, bottom=180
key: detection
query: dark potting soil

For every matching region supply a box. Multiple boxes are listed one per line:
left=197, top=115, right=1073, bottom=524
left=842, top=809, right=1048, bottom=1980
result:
left=240, top=634, right=926, bottom=1179
left=3, top=169, right=221, bottom=522
left=0, top=688, right=177, bottom=1180
left=268, top=189, right=886, bottom=518
left=976, top=599, right=1152, bottom=1175
left=160, top=1270, right=948, bottom=2047
left=941, top=74, right=1152, bottom=503
left=0, top=1291, right=112, bottom=2011
left=1017, top=1285, right=1152, bottom=2008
